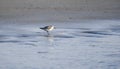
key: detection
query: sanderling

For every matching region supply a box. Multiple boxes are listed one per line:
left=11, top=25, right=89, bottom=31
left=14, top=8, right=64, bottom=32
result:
left=40, top=25, right=55, bottom=35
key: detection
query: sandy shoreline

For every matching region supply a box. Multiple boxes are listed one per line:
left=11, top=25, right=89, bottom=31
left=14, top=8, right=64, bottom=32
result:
left=0, top=8, right=120, bottom=24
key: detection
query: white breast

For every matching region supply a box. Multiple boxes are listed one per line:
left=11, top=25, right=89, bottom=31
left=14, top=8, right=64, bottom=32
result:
left=48, top=26, right=54, bottom=31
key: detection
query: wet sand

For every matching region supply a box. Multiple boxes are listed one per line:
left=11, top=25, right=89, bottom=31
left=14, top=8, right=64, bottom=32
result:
left=0, top=19, right=120, bottom=69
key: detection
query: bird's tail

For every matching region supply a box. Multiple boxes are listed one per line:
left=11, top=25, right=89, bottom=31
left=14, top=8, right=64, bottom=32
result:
left=40, top=27, right=44, bottom=30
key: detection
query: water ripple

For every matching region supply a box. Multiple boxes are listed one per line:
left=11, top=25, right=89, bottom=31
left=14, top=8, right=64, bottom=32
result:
left=82, top=31, right=113, bottom=35
left=110, top=25, right=120, bottom=33
left=0, top=40, right=20, bottom=43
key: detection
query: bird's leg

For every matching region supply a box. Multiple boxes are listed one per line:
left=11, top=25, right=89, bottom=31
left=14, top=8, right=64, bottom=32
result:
left=46, top=31, right=50, bottom=35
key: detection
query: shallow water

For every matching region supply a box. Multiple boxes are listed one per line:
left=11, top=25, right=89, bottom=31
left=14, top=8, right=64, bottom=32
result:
left=0, top=20, right=120, bottom=69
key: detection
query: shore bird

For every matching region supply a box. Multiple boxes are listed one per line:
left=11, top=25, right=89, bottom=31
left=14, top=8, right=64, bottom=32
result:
left=40, top=25, right=55, bottom=35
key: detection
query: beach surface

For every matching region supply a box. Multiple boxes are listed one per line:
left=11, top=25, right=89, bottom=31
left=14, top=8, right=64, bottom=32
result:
left=0, top=19, right=120, bottom=69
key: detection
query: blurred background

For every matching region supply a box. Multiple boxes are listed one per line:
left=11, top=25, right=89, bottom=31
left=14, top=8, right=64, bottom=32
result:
left=0, top=0, right=120, bottom=22
left=0, top=1, right=120, bottom=69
